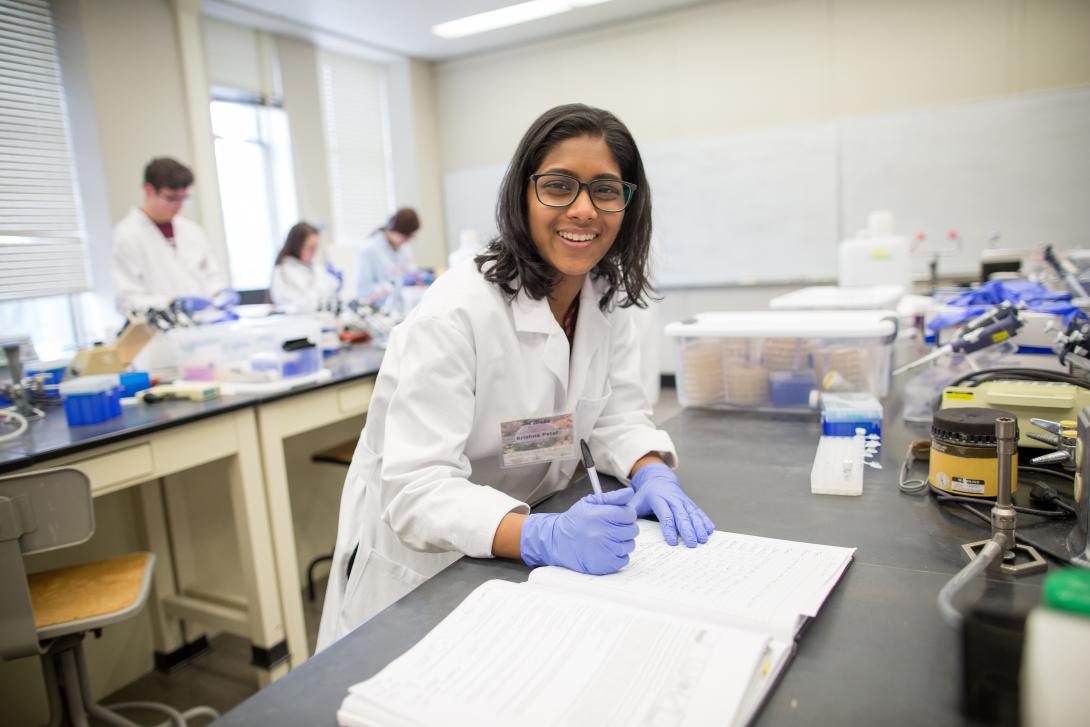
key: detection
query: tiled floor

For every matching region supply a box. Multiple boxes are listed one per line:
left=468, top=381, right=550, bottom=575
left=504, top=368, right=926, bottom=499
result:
left=98, top=386, right=682, bottom=722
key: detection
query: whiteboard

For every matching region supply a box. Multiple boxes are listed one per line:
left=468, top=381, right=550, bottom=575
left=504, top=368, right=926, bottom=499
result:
left=644, top=124, right=839, bottom=287
left=441, top=87, right=1090, bottom=286
left=443, top=162, right=506, bottom=258
left=841, top=88, right=1090, bottom=278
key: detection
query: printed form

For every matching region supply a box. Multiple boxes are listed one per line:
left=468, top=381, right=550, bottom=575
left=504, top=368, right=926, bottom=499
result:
left=340, top=580, right=768, bottom=727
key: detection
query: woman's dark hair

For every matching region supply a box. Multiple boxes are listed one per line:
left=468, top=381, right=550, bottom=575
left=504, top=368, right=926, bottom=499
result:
left=144, top=157, right=194, bottom=191
left=275, top=222, right=320, bottom=265
left=475, top=103, right=654, bottom=310
left=386, top=208, right=420, bottom=237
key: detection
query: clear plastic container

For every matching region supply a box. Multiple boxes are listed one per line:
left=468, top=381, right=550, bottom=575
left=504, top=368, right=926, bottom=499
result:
left=60, top=374, right=122, bottom=426
left=665, top=310, right=897, bottom=412
left=769, top=285, right=905, bottom=311
left=165, top=315, right=322, bottom=383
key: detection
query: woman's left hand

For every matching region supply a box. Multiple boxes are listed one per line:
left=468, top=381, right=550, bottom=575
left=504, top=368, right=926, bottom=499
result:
left=630, top=463, right=715, bottom=548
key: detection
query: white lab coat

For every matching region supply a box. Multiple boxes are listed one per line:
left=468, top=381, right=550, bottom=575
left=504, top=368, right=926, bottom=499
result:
left=356, top=229, right=415, bottom=301
left=269, top=256, right=341, bottom=311
left=316, top=260, right=676, bottom=649
left=112, top=207, right=227, bottom=312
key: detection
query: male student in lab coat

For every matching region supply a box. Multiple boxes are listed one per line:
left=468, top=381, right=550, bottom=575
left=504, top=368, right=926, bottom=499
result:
left=111, top=157, right=231, bottom=314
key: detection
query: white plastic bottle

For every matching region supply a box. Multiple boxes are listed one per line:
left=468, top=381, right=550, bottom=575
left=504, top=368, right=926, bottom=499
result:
left=838, top=210, right=912, bottom=289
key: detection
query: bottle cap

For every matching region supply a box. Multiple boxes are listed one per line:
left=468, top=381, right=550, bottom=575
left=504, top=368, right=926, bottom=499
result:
left=1043, top=569, right=1090, bottom=617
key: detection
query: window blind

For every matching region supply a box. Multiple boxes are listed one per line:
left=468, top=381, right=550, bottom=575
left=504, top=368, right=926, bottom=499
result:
left=318, top=50, right=391, bottom=247
left=0, top=0, right=87, bottom=301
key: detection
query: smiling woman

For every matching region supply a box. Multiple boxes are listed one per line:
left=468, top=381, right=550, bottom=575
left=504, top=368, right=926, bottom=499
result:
left=478, top=103, right=654, bottom=317
left=317, top=103, right=714, bottom=651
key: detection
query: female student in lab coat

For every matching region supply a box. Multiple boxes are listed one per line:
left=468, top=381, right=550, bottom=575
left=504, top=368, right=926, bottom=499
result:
left=269, top=222, right=342, bottom=311
left=317, top=103, right=715, bottom=649
left=355, top=208, right=420, bottom=302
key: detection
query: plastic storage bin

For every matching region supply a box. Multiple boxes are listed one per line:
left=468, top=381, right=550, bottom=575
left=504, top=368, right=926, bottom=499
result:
left=165, top=315, right=322, bottom=383
left=25, top=358, right=70, bottom=398
left=768, top=285, right=905, bottom=311
left=60, top=374, right=122, bottom=426
left=665, top=310, right=897, bottom=412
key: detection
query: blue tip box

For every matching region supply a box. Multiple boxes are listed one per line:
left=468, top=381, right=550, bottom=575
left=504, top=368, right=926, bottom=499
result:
left=819, top=392, right=883, bottom=438
left=59, top=374, right=122, bottom=426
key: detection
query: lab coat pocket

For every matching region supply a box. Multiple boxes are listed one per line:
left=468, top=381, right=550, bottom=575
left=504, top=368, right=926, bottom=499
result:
left=574, top=385, right=612, bottom=444
left=339, top=547, right=428, bottom=632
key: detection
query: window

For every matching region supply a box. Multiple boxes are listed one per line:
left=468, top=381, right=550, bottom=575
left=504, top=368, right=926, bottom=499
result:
left=318, top=50, right=393, bottom=246
left=0, top=0, right=90, bottom=357
left=210, top=99, right=298, bottom=291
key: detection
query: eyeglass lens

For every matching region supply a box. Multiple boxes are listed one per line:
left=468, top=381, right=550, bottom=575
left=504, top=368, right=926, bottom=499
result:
left=534, top=174, right=630, bottom=212
left=159, top=192, right=189, bottom=204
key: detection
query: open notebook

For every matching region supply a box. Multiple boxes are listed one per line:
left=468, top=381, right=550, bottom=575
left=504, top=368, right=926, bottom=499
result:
left=338, top=520, right=855, bottom=727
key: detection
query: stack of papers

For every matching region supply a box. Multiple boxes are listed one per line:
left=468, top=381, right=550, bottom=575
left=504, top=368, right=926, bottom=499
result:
left=338, top=521, right=855, bottom=727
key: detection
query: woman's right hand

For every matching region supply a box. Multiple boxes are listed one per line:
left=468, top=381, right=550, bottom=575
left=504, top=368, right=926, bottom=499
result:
left=520, top=489, right=638, bottom=574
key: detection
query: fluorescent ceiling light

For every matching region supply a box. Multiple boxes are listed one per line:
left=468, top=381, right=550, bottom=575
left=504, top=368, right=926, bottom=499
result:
left=432, top=0, right=615, bottom=39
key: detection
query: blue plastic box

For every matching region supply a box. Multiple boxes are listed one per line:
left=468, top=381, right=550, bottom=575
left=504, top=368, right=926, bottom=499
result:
left=819, top=392, right=883, bottom=438
left=118, top=371, right=152, bottom=398
left=769, top=370, right=817, bottom=408
left=25, top=359, right=70, bottom=398
left=59, top=375, right=122, bottom=426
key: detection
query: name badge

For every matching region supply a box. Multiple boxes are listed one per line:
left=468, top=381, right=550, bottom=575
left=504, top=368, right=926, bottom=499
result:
left=500, top=413, right=576, bottom=468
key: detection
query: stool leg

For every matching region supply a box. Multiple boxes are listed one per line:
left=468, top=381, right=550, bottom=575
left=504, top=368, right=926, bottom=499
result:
left=71, top=638, right=145, bottom=727
left=307, top=553, right=334, bottom=601
left=39, top=649, right=64, bottom=727
left=58, top=648, right=90, bottom=727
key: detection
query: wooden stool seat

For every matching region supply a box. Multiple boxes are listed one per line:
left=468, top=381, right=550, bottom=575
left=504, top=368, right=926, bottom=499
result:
left=312, top=439, right=358, bottom=466
left=29, top=552, right=154, bottom=637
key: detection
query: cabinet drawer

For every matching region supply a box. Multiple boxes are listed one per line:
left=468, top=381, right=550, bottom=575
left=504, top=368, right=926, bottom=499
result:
left=75, top=443, right=156, bottom=496
left=337, top=380, right=374, bottom=414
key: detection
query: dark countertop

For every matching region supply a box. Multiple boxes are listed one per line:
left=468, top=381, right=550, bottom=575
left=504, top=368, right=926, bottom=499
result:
left=0, top=346, right=383, bottom=474
left=214, top=397, right=1074, bottom=726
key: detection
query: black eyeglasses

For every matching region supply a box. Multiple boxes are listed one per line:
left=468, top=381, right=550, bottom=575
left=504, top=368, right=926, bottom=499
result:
left=529, top=173, right=636, bottom=213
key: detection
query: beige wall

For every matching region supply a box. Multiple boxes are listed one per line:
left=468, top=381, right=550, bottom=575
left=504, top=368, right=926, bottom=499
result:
left=434, top=0, right=1090, bottom=372
left=436, top=0, right=1090, bottom=170
left=386, top=58, right=447, bottom=268
left=74, top=0, right=230, bottom=287
left=76, top=0, right=197, bottom=227
left=277, top=34, right=334, bottom=230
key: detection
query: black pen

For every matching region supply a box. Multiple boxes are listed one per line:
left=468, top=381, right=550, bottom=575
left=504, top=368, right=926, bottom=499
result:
left=579, top=439, right=604, bottom=504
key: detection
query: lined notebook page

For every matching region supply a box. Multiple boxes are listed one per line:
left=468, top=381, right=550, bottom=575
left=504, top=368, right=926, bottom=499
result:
left=339, top=580, right=769, bottom=727
left=530, top=521, right=855, bottom=638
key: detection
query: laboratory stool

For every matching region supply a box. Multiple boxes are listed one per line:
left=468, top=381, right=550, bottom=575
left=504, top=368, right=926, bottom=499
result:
left=0, top=468, right=218, bottom=727
left=307, top=439, right=358, bottom=601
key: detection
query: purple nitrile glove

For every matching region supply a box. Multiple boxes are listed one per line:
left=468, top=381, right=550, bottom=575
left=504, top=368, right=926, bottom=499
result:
left=520, top=488, right=638, bottom=574
left=630, top=463, right=715, bottom=548
left=325, top=261, right=345, bottom=288
left=174, top=295, right=212, bottom=313
left=212, top=288, right=240, bottom=309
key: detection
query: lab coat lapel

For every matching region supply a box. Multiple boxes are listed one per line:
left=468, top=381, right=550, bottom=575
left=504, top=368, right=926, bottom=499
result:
left=568, top=277, right=610, bottom=405
left=511, top=289, right=569, bottom=398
